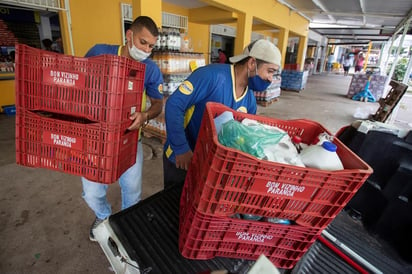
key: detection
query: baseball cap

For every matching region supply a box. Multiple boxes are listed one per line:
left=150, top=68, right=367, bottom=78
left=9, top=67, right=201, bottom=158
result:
left=229, top=39, right=281, bottom=67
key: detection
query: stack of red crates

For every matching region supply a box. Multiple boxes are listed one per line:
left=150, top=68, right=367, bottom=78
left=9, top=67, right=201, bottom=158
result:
left=15, top=44, right=146, bottom=184
left=179, top=102, right=373, bottom=269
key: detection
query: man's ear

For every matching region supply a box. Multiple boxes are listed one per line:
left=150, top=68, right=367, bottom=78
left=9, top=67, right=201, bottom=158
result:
left=247, top=57, right=257, bottom=71
left=125, top=29, right=132, bottom=44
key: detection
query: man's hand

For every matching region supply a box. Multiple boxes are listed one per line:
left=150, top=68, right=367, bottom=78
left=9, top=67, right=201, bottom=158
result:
left=175, top=150, right=193, bottom=170
left=127, top=112, right=147, bottom=131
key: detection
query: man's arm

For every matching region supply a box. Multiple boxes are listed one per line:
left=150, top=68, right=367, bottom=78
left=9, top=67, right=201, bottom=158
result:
left=127, top=96, right=163, bottom=131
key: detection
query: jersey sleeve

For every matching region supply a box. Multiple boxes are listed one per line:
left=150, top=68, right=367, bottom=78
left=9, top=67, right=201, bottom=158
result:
left=165, top=67, right=217, bottom=155
left=84, top=44, right=118, bottom=57
left=84, top=45, right=105, bottom=57
left=143, top=60, right=163, bottom=100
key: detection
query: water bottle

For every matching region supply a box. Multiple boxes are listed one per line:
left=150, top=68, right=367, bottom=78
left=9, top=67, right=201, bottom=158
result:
left=241, top=214, right=262, bottom=221
left=213, top=111, right=234, bottom=134
left=299, top=141, right=344, bottom=171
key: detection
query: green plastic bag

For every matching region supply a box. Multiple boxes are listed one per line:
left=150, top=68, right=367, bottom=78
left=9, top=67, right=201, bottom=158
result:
left=218, top=119, right=286, bottom=159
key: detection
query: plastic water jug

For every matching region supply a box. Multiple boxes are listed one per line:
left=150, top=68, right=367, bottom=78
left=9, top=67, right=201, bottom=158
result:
left=299, top=141, right=344, bottom=171
left=214, top=111, right=234, bottom=134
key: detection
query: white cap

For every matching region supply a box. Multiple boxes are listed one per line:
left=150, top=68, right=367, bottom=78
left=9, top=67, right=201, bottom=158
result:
left=229, top=39, right=281, bottom=67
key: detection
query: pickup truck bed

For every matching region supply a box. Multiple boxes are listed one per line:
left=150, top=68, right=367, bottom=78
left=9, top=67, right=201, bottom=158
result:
left=96, top=183, right=412, bottom=273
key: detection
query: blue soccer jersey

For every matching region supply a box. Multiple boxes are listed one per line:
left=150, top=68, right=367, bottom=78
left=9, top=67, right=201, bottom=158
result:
left=164, top=63, right=257, bottom=163
left=84, top=44, right=163, bottom=105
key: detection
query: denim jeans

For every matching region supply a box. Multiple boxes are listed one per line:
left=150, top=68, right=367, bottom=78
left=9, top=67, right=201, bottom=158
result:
left=81, top=141, right=143, bottom=220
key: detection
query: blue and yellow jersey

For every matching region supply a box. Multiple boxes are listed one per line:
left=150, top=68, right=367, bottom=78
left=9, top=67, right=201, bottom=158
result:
left=164, top=63, right=257, bottom=163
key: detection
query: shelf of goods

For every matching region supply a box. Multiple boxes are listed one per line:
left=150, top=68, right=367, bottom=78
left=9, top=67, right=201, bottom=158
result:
left=143, top=51, right=206, bottom=141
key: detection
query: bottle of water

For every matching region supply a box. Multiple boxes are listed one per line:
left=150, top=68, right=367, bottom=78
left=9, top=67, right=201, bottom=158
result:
left=299, top=141, right=344, bottom=171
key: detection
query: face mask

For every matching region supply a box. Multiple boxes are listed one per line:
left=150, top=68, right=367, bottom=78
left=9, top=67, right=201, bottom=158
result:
left=248, top=66, right=271, bottom=91
left=129, top=32, right=151, bottom=61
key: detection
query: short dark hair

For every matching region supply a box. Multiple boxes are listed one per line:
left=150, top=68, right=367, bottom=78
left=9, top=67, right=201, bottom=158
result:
left=130, top=16, right=159, bottom=37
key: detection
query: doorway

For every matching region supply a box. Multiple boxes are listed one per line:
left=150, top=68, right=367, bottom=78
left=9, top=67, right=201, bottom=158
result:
left=211, top=34, right=234, bottom=63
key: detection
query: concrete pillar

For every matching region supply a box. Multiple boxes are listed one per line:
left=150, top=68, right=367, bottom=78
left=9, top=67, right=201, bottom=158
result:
left=320, top=43, right=328, bottom=73
left=39, top=15, right=52, bottom=48
left=297, top=35, right=308, bottom=71
left=313, top=43, right=321, bottom=74
left=234, top=12, right=253, bottom=55
left=277, top=28, right=289, bottom=68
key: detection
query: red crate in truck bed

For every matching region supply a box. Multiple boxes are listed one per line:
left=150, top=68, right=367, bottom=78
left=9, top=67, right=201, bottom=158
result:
left=14, top=44, right=145, bottom=123
left=179, top=175, right=322, bottom=269
left=182, top=102, right=373, bottom=228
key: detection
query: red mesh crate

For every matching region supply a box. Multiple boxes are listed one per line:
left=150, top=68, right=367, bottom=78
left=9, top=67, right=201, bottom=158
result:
left=15, top=109, right=137, bottom=184
left=183, top=102, right=372, bottom=228
left=179, top=182, right=321, bottom=269
left=15, top=44, right=145, bottom=123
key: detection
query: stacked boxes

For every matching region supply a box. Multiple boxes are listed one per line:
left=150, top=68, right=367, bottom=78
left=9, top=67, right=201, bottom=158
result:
left=347, top=74, right=388, bottom=100
left=254, top=77, right=281, bottom=103
left=281, top=70, right=309, bottom=91
left=179, top=102, right=373, bottom=269
left=15, top=44, right=146, bottom=184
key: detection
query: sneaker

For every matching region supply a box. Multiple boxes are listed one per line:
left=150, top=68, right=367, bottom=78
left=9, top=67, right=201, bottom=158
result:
left=89, top=217, right=105, bottom=242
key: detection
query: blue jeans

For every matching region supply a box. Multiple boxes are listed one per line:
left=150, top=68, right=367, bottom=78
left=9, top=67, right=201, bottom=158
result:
left=81, top=141, right=143, bottom=220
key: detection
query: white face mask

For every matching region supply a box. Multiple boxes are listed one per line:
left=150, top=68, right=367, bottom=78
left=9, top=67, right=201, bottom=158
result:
left=128, top=32, right=151, bottom=61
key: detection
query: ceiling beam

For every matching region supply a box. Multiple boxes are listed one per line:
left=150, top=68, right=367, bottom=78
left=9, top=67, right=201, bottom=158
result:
left=328, top=42, right=379, bottom=45
left=310, top=27, right=396, bottom=30
left=323, top=34, right=391, bottom=37
left=359, top=0, right=366, bottom=25
left=311, top=0, right=334, bottom=22
left=393, top=8, right=412, bottom=35
left=300, top=11, right=404, bottom=19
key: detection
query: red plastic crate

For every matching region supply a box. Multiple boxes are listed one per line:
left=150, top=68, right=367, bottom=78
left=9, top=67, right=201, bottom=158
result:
left=183, top=102, right=373, bottom=228
left=179, top=182, right=321, bottom=269
left=15, top=44, right=145, bottom=123
left=15, top=109, right=137, bottom=184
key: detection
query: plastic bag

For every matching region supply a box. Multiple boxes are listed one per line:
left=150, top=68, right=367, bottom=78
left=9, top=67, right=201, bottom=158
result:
left=218, top=119, right=286, bottom=159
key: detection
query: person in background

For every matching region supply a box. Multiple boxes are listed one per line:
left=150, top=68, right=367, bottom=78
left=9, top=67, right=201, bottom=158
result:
left=327, top=53, right=335, bottom=72
left=8, top=50, right=15, bottom=63
left=339, top=53, right=345, bottom=67
left=355, top=52, right=365, bottom=73
left=163, top=39, right=281, bottom=188
left=343, top=55, right=352, bottom=76
left=52, top=37, right=64, bottom=53
left=218, top=49, right=227, bottom=64
left=81, top=16, right=163, bottom=241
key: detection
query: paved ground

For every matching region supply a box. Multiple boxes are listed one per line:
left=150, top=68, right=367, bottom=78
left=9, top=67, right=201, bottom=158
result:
left=0, top=72, right=411, bottom=273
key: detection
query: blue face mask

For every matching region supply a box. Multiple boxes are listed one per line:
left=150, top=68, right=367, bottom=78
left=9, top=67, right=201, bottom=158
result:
left=248, top=66, right=271, bottom=91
